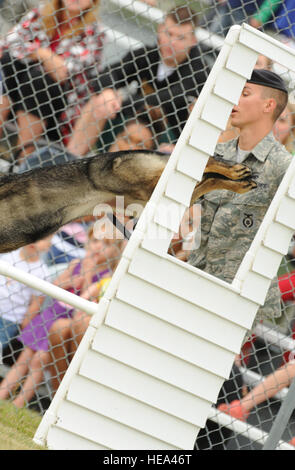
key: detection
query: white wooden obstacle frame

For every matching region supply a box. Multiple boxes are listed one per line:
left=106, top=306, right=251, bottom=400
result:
left=1, top=24, right=295, bottom=449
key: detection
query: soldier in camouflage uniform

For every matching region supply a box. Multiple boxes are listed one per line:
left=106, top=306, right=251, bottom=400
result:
left=189, top=69, right=292, bottom=325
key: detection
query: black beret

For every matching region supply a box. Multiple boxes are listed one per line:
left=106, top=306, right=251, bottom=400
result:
left=247, top=69, right=288, bottom=94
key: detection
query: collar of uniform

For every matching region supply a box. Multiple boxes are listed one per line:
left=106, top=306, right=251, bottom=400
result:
left=249, top=131, right=276, bottom=162
left=215, top=138, right=238, bottom=162
left=215, top=131, right=276, bottom=163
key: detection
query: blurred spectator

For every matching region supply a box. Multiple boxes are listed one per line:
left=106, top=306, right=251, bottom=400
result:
left=107, top=117, right=156, bottom=152
left=250, top=0, right=295, bottom=40
left=46, top=223, right=88, bottom=266
left=0, top=0, right=104, bottom=163
left=255, top=54, right=273, bottom=70
left=49, top=225, right=126, bottom=392
left=206, top=0, right=265, bottom=37
left=135, top=0, right=173, bottom=10
left=0, top=237, right=51, bottom=352
left=66, top=5, right=209, bottom=156
left=139, top=0, right=157, bottom=5
left=196, top=362, right=245, bottom=450
left=0, top=225, right=118, bottom=408
left=218, top=359, right=295, bottom=429
left=249, top=0, right=281, bottom=30
left=99, top=104, right=173, bottom=152
left=0, top=1, right=39, bottom=35
left=169, top=205, right=201, bottom=262
left=273, top=102, right=295, bottom=153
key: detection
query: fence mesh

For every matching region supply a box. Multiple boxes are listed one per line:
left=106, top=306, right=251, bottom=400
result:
left=0, top=0, right=295, bottom=450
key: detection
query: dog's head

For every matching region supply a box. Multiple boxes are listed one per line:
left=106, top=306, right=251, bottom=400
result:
left=100, top=150, right=169, bottom=198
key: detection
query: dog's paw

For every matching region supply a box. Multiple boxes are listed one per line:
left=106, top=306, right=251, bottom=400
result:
left=236, top=179, right=257, bottom=193
left=228, top=163, right=252, bottom=180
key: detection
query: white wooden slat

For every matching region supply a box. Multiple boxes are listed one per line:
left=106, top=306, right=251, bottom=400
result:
left=54, top=400, right=176, bottom=450
left=240, top=271, right=272, bottom=305
left=92, top=325, right=225, bottom=403
left=106, top=299, right=236, bottom=379
left=116, top=275, right=246, bottom=352
left=201, top=94, right=234, bottom=130
left=288, top=173, right=295, bottom=199
left=79, top=349, right=211, bottom=429
left=140, top=221, right=174, bottom=256
left=189, top=119, right=221, bottom=155
left=213, top=68, right=246, bottom=105
left=67, top=374, right=196, bottom=449
left=239, top=25, right=295, bottom=74
left=176, top=145, right=209, bottom=182
left=263, top=222, right=294, bottom=255
left=252, top=245, right=283, bottom=279
left=276, top=195, right=295, bottom=230
left=165, top=170, right=196, bottom=207
left=153, top=196, right=186, bottom=233
left=128, top=247, right=258, bottom=329
left=47, top=426, right=107, bottom=450
left=226, top=43, right=258, bottom=78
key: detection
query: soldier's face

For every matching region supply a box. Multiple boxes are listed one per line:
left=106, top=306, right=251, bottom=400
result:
left=231, top=83, right=271, bottom=128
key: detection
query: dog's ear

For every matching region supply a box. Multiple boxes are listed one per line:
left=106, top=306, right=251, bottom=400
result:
left=113, top=154, right=135, bottom=172
left=112, top=157, right=122, bottom=171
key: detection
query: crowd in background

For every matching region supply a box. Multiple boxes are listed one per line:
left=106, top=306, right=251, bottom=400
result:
left=0, top=0, right=295, bottom=450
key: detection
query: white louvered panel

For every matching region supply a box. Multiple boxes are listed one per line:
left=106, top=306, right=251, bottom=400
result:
left=176, top=145, right=209, bottom=182
left=92, top=325, right=225, bottom=403
left=213, top=68, right=246, bottom=104
left=128, top=248, right=258, bottom=329
left=165, top=170, right=196, bottom=207
left=288, top=173, right=295, bottom=199
left=67, top=375, right=197, bottom=449
left=240, top=271, right=272, bottom=305
left=53, top=400, right=176, bottom=450
left=79, top=349, right=212, bottom=428
left=239, top=25, right=295, bottom=73
left=116, top=275, right=247, bottom=352
left=252, top=245, right=283, bottom=279
left=201, top=94, right=234, bottom=130
left=189, top=119, right=221, bottom=155
left=153, top=196, right=186, bottom=233
left=263, top=221, right=294, bottom=255
left=226, top=43, right=258, bottom=78
left=47, top=426, right=106, bottom=450
left=35, top=24, right=295, bottom=450
left=276, top=195, right=295, bottom=230
left=106, top=299, right=236, bottom=379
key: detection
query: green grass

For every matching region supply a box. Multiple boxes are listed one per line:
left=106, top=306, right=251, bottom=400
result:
left=0, top=400, right=46, bottom=450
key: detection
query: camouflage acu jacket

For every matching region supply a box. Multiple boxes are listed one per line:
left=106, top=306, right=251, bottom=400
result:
left=188, top=132, right=292, bottom=321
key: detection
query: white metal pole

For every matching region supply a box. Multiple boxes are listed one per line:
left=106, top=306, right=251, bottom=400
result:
left=0, top=260, right=99, bottom=316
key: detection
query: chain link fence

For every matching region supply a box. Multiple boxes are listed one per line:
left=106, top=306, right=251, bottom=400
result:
left=0, top=0, right=295, bottom=450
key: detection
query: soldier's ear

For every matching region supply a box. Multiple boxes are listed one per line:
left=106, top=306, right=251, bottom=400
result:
left=264, top=97, right=276, bottom=116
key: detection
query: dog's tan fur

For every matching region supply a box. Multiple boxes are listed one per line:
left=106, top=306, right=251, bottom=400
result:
left=0, top=150, right=256, bottom=253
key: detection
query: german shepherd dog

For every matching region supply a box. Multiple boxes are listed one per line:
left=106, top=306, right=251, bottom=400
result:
left=0, top=150, right=256, bottom=253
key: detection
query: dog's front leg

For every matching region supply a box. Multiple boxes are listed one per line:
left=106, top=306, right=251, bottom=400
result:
left=190, top=177, right=257, bottom=204
left=204, top=157, right=252, bottom=180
